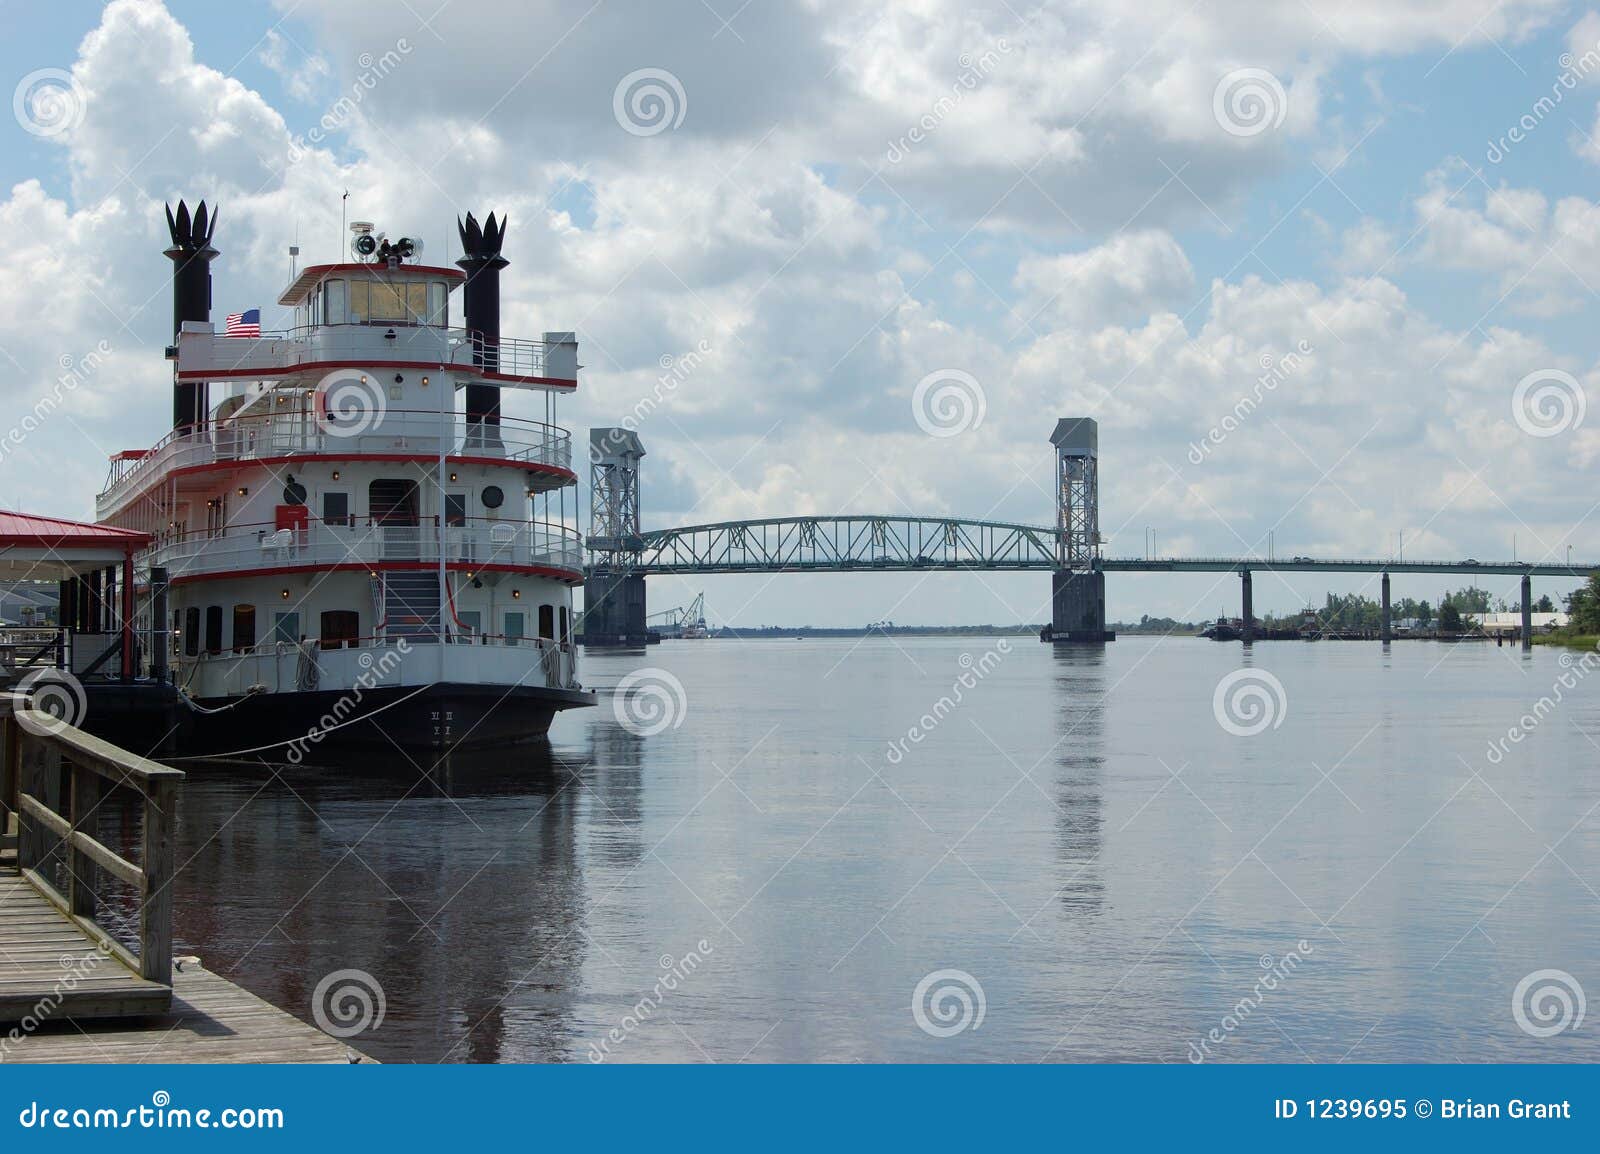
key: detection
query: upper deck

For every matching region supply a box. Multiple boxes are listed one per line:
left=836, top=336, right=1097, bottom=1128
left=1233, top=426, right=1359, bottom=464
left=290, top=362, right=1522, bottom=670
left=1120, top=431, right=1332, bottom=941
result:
left=171, top=320, right=578, bottom=389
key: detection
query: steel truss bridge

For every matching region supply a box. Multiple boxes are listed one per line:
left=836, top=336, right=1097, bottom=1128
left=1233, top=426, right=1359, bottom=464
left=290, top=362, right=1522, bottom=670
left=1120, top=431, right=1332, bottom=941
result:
left=588, top=514, right=1596, bottom=579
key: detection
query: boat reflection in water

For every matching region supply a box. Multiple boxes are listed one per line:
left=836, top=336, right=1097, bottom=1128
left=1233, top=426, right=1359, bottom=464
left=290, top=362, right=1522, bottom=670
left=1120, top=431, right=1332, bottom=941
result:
left=169, top=739, right=618, bottom=1063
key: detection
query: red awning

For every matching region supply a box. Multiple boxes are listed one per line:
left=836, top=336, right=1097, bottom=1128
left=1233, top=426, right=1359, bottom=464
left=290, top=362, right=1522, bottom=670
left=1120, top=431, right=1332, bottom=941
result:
left=0, top=511, right=148, bottom=549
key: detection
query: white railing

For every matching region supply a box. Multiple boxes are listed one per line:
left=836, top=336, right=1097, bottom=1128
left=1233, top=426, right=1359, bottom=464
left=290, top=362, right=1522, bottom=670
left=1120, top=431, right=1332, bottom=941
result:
left=184, top=636, right=579, bottom=699
left=99, top=410, right=573, bottom=513
left=152, top=518, right=584, bottom=579
left=173, top=324, right=572, bottom=382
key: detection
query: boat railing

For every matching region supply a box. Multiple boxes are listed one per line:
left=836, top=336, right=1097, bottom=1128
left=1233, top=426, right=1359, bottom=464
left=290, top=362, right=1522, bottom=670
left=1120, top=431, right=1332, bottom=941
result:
left=174, top=323, right=567, bottom=382
left=150, top=517, right=585, bottom=578
left=183, top=632, right=579, bottom=693
left=99, top=410, right=573, bottom=510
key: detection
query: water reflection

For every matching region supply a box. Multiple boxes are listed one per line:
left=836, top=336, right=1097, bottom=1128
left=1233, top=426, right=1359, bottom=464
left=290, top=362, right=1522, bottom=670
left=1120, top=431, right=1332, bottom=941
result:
left=161, top=637, right=1600, bottom=1063
left=1050, top=646, right=1106, bottom=916
left=172, top=743, right=591, bottom=1063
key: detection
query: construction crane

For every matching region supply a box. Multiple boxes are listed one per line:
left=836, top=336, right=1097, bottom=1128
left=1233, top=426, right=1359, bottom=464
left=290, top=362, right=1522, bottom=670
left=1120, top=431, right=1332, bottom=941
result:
left=647, top=591, right=709, bottom=639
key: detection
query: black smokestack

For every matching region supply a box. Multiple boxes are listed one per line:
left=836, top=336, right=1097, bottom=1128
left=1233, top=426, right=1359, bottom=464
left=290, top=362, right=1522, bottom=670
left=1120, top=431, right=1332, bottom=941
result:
left=164, top=199, right=218, bottom=431
left=456, top=211, right=507, bottom=440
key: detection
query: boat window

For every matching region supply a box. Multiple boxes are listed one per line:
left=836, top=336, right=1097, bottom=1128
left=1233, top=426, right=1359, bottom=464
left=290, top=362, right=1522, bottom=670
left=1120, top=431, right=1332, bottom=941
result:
left=204, top=605, right=223, bottom=655
left=560, top=606, right=570, bottom=644
left=504, top=612, right=524, bottom=646
left=324, top=279, right=346, bottom=324
left=232, top=605, right=256, bottom=653
left=184, top=607, right=199, bottom=657
left=445, top=492, right=467, bottom=527
left=348, top=279, right=425, bottom=324
left=320, top=610, right=360, bottom=650
left=323, top=491, right=350, bottom=527
left=427, top=281, right=448, bottom=326
left=273, top=612, right=300, bottom=646
left=538, top=605, right=554, bottom=640
left=457, top=610, right=481, bottom=640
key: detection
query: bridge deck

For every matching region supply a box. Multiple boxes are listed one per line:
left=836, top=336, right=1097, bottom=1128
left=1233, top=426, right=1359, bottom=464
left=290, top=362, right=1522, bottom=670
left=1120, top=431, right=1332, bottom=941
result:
left=587, top=514, right=1595, bottom=578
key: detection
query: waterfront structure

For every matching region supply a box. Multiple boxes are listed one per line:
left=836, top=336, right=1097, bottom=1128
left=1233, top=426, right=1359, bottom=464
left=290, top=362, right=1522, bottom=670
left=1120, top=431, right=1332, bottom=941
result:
left=92, top=202, right=594, bottom=749
left=579, top=420, right=1594, bottom=651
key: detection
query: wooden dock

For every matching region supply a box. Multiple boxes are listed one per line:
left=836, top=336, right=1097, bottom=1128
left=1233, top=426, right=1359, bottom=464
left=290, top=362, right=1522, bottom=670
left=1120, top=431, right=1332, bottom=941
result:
left=1, top=701, right=366, bottom=1063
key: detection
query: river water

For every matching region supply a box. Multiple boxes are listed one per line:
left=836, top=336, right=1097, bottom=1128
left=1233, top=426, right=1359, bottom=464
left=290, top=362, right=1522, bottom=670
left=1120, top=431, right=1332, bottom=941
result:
left=167, top=635, right=1600, bottom=1063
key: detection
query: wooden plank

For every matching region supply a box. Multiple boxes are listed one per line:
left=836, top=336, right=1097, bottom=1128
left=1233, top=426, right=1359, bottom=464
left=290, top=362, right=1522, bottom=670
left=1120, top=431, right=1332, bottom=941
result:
left=68, top=763, right=101, bottom=919
left=139, top=776, right=176, bottom=984
left=0, top=963, right=371, bottom=1064
left=48, top=725, right=185, bottom=789
left=0, top=863, right=167, bottom=1024
left=69, top=826, right=142, bottom=889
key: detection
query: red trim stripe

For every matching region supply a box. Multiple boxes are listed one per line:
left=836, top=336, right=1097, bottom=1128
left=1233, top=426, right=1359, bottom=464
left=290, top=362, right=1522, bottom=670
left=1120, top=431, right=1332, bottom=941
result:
left=168, top=561, right=583, bottom=587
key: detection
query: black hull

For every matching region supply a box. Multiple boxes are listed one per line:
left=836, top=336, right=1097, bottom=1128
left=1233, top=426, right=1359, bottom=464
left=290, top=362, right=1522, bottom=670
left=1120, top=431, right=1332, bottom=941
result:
left=183, top=682, right=595, bottom=757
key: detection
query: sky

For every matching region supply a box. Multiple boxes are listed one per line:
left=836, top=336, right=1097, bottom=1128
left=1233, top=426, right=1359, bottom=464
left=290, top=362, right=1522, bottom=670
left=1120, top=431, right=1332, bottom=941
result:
left=1, top=0, right=1598, bottom=627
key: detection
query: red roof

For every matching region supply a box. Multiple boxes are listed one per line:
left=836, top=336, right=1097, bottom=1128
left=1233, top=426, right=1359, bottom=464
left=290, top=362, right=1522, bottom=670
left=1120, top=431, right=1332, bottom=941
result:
left=0, top=511, right=149, bottom=549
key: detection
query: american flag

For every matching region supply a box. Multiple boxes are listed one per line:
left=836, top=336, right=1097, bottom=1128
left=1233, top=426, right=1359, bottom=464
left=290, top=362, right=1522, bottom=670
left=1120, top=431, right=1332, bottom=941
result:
left=224, top=308, right=261, bottom=338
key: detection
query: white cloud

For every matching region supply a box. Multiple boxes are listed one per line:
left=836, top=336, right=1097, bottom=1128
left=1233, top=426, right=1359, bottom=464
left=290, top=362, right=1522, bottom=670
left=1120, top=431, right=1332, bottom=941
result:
left=1013, top=230, right=1195, bottom=331
left=258, top=29, right=331, bottom=103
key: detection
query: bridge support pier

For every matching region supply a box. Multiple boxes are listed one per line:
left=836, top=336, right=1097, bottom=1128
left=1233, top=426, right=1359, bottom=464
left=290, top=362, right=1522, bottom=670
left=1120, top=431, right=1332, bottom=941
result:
left=1381, top=572, right=1391, bottom=645
left=1241, top=569, right=1254, bottom=645
left=1048, top=569, right=1110, bottom=643
left=581, top=571, right=651, bottom=647
left=1521, top=574, right=1533, bottom=651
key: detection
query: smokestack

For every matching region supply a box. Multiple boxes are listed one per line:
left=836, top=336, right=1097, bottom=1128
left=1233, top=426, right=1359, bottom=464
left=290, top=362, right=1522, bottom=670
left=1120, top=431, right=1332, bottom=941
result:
left=164, top=200, right=218, bottom=431
left=456, top=211, right=507, bottom=443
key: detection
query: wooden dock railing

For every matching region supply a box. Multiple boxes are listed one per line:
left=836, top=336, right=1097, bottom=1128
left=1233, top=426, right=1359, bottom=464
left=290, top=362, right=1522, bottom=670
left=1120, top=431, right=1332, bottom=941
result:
left=1, top=701, right=185, bottom=989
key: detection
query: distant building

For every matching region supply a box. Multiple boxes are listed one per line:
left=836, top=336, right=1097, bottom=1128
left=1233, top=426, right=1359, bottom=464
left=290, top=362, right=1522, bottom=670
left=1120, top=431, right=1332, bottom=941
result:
left=1466, top=611, right=1567, bottom=636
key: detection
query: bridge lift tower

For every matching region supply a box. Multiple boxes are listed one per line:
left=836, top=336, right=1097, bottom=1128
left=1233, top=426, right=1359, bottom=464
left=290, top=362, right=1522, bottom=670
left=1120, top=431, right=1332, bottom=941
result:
left=581, top=428, right=652, bottom=646
left=1047, top=418, right=1112, bottom=643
